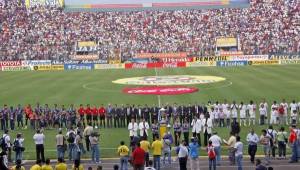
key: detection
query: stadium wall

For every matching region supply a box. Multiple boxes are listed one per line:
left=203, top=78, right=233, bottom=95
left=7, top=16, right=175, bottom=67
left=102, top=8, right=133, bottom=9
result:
left=1, top=54, right=300, bottom=71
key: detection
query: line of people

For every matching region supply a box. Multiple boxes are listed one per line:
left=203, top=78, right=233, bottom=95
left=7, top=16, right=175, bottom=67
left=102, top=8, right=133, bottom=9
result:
left=1, top=99, right=300, bottom=131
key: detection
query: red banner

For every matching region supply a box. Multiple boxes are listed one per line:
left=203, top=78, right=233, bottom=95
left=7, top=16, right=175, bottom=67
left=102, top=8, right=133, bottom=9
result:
left=125, top=62, right=186, bottom=69
left=0, top=61, right=22, bottom=69
left=159, top=57, right=193, bottom=62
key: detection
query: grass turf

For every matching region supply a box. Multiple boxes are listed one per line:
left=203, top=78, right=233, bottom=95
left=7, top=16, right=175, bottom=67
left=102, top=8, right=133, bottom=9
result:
left=0, top=65, right=300, bottom=159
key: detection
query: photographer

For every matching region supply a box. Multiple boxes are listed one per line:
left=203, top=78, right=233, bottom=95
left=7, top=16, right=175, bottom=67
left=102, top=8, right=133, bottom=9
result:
left=13, top=133, right=25, bottom=163
left=89, top=131, right=100, bottom=164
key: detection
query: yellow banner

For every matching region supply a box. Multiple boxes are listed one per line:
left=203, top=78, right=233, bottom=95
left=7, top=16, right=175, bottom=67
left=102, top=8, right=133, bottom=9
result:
left=216, top=37, right=237, bottom=47
left=186, top=61, right=216, bottom=67
left=78, top=41, right=97, bottom=47
left=33, top=65, right=64, bottom=71
left=25, top=0, right=64, bottom=8
left=95, top=64, right=125, bottom=69
left=193, top=56, right=229, bottom=62
left=248, top=60, right=279, bottom=65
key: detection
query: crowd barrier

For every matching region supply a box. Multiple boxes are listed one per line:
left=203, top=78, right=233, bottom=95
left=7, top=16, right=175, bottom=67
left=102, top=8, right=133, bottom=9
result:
left=0, top=54, right=299, bottom=71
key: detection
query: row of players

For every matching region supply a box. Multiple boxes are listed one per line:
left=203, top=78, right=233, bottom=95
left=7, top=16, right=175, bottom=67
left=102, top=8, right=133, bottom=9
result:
left=0, top=100, right=299, bottom=129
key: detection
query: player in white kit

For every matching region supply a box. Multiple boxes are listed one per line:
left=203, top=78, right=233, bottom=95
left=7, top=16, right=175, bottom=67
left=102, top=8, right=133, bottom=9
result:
left=231, top=101, right=238, bottom=122
left=259, top=103, right=267, bottom=125
left=270, top=101, right=278, bottom=125
left=239, top=102, right=247, bottom=126
left=247, top=100, right=256, bottom=126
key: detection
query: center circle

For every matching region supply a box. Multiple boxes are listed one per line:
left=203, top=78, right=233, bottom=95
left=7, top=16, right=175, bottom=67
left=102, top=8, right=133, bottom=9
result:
left=112, top=75, right=226, bottom=85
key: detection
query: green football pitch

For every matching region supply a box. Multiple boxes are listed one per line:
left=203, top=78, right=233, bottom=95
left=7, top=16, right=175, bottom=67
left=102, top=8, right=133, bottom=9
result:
left=0, top=64, right=300, bottom=159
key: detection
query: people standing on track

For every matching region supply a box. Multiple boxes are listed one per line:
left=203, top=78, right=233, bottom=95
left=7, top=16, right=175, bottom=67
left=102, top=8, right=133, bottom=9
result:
left=246, top=128, right=259, bottom=164
left=223, top=131, right=236, bottom=165
left=207, top=140, right=216, bottom=170
left=89, top=131, right=100, bottom=164
left=267, top=125, right=277, bottom=159
left=152, top=135, right=163, bottom=170
left=162, top=133, right=172, bottom=166
left=132, top=142, right=145, bottom=170
left=260, top=129, right=271, bottom=165
left=2, top=129, right=11, bottom=162
left=83, top=123, right=93, bottom=152
left=72, top=159, right=84, bottom=170
left=66, top=127, right=76, bottom=161
left=189, top=137, right=200, bottom=170
left=288, top=125, right=299, bottom=163
left=29, top=159, right=42, bottom=170
left=178, top=140, right=188, bottom=170
left=234, top=136, right=243, bottom=170
left=209, top=132, right=222, bottom=166
left=42, top=158, right=53, bottom=170
left=117, top=141, right=129, bottom=170
left=55, top=157, right=67, bottom=170
left=13, top=133, right=24, bottom=163
left=56, top=129, right=65, bottom=160
left=140, top=137, right=150, bottom=167
left=277, top=127, right=287, bottom=159
left=33, top=129, right=45, bottom=163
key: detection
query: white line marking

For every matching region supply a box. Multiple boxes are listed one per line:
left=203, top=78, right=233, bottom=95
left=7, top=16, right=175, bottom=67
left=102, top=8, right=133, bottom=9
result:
left=154, top=67, right=161, bottom=107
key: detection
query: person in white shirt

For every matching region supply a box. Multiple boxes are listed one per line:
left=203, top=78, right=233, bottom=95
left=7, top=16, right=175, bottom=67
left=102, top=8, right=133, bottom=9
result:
left=138, top=118, right=149, bottom=139
left=209, top=132, right=222, bottom=166
left=234, top=136, right=243, bottom=170
left=14, top=133, right=25, bottom=163
left=280, top=99, right=289, bottom=125
left=247, top=100, right=256, bottom=126
left=230, top=101, right=238, bottom=121
left=222, top=101, right=231, bottom=128
left=128, top=118, right=138, bottom=141
left=2, top=129, right=11, bottom=162
left=66, top=127, right=76, bottom=161
left=290, top=100, right=298, bottom=123
left=33, top=129, right=45, bottom=162
left=267, top=125, right=277, bottom=159
left=270, top=103, right=278, bottom=125
left=239, top=102, right=247, bottom=126
left=177, top=140, right=189, bottom=170
left=202, top=114, right=213, bottom=147
left=191, top=115, right=202, bottom=146
left=246, top=129, right=259, bottom=163
left=259, top=104, right=267, bottom=125
left=260, top=99, right=269, bottom=112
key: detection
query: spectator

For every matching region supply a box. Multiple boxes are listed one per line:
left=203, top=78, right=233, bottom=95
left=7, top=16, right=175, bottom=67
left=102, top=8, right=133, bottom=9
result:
left=12, top=159, right=25, bottom=170
left=288, top=125, right=299, bottom=163
left=246, top=128, right=259, bottom=164
left=30, top=159, right=42, bottom=170
left=223, top=131, right=236, bottom=165
left=42, top=158, right=53, bottom=170
left=209, top=132, right=222, bottom=166
left=33, top=129, right=45, bottom=163
left=151, top=135, right=163, bottom=170
left=83, top=123, right=93, bottom=152
left=255, top=159, right=267, bottom=170
left=260, top=129, right=271, bottom=165
left=178, top=140, right=188, bottom=170
left=234, top=136, right=243, bottom=170
left=89, top=131, right=100, bottom=164
left=140, top=137, right=150, bottom=167
left=0, top=151, right=8, bottom=170
left=132, top=142, right=145, bottom=170
left=277, top=127, right=287, bottom=159
left=66, top=127, right=76, bottom=161
left=56, top=128, right=65, bottom=160
left=189, top=137, right=200, bottom=170
left=2, top=129, right=11, bottom=162
left=145, top=160, right=156, bottom=170
left=117, top=141, right=129, bottom=170
left=55, top=157, right=67, bottom=170
left=13, top=133, right=25, bottom=163
left=207, top=140, right=216, bottom=170
left=72, top=159, right=84, bottom=170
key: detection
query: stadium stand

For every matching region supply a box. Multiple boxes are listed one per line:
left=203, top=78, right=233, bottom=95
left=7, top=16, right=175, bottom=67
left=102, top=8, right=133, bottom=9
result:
left=0, top=0, right=299, bottom=61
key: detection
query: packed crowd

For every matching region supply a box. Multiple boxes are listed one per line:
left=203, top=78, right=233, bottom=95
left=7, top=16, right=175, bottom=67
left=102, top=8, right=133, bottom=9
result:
left=0, top=0, right=299, bottom=61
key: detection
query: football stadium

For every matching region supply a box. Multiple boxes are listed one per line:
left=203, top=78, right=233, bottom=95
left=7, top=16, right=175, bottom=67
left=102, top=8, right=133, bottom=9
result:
left=0, top=0, right=300, bottom=169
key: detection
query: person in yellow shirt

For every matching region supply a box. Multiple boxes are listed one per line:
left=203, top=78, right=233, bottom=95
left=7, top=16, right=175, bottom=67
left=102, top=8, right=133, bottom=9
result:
left=12, top=159, right=25, bottom=170
left=30, top=160, right=42, bottom=170
left=151, top=135, right=163, bottom=170
left=42, top=159, right=53, bottom=170
left=140, top=137, right=150, bottom=166
left=72, top=159, right=84, bottom=170
left=55, top=158, right=67, bottom=170
left=117, top=141, right=129, bottom=170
